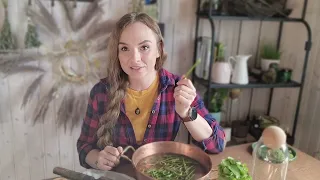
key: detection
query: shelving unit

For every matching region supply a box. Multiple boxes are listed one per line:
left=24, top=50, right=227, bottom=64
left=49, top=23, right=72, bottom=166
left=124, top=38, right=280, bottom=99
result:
left=191, top=0, right=312, bottom=145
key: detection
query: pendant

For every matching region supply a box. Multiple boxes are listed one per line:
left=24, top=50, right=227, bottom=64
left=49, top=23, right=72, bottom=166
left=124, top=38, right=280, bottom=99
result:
left=135, top=107, right=140, bottom=115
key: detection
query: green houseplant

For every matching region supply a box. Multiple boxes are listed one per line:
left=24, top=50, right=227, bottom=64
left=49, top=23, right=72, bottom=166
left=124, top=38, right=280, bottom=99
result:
left=216, top=42, right=225, bottom=62
left=260, top=43, right=281, bottom=71
left=211, top=42, right=233, bottom=84
left=204, top=88, right=228, bottom=124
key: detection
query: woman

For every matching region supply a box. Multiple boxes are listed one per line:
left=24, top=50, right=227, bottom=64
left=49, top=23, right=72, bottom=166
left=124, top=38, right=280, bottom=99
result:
left=77, top=12, right=225, bottom=171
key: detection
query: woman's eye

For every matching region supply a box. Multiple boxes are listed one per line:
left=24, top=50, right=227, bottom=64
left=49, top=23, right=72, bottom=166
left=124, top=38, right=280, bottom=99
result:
left=141, top=45, right=149, bottom=51
left=120, top=47, right=128, bottom=51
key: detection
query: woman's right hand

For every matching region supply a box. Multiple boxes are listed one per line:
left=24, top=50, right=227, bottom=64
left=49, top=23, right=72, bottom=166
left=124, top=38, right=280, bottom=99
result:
left=96, top=146, right=123, bottom=171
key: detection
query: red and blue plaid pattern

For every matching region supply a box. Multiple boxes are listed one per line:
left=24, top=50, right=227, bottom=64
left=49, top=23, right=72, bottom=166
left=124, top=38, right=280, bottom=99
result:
left=77, top=68, right=225, bottom=168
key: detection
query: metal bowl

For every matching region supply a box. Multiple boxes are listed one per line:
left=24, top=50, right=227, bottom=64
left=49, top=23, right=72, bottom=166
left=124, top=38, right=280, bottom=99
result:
left=122, top=141, right=213, bottom=180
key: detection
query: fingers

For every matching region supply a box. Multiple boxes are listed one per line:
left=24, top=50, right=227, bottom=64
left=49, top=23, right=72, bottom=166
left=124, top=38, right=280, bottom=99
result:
left=174, top=92, right=191, bottom=107
left=96, top=157, right=112, bottom=171
left=174, top=82, right=197, bottom=107
left=100, top=149, right=118, bottom=163
left=176, top=77, right=196, bottom=91
left=104, top=146, right=121, bottom=157
left=174, top=89, right=193, bottom=103
left=117, top=146, right=124, bottom=154
left=115, top=146, right=123, bottom=165
left=174, top=85, right=196, bottom=99
left=97, top=146, right=123, bottom=170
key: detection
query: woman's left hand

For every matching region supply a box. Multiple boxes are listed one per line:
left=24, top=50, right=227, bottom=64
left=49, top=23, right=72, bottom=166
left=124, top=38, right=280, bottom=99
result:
left=174, top=76, right=197, bottom=118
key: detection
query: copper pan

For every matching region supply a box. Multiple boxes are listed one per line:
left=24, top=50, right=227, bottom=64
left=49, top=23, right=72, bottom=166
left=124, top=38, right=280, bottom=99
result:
left=121, top=141, right=215, bottom=180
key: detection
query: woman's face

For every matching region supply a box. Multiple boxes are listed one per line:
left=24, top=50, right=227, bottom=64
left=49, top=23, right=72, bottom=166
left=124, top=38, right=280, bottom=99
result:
left=118, top=22, right=160, bottom=80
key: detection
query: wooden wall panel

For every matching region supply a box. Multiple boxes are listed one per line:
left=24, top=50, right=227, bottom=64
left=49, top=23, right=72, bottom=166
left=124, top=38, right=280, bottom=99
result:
left=9, top=67, right=31, bottom=180
left=293, top=0, right=320, bottom=151
left=0, top=79, right=16, bottom=180
left=159, top=0, right=175, bottom=72
left=168, top=0, right=197, bottom=143
left=2, top=0, right=320, bottom=179
left=283, top=0, right=320, bottom=156
left=217, top=20, right=240, bottom=123
left=274, top=0, right=309, bottom=148
left=249, top=22, right=279, bottom=118
left=28, top=60, right=46, bottom=179
left=229, top=21, right=261, bottom=122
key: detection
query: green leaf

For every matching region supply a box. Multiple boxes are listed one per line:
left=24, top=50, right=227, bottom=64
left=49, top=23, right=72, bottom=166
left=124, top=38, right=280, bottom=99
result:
left=218, top=157, right=252, bottom=180
left=228, top=164, right=241, bottom=178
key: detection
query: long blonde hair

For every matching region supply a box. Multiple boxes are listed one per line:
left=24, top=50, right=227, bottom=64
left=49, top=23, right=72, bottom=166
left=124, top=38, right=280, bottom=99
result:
left=97, top=12, right=167, bottom=148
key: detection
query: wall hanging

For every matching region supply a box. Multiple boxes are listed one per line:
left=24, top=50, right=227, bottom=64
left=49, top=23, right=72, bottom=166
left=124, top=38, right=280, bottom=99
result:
left=0, top=0, right=114, bottom=131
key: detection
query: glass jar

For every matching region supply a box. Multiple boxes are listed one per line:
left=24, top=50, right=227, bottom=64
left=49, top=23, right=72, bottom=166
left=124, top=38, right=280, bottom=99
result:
left=251, top=126, right=289, bottom=180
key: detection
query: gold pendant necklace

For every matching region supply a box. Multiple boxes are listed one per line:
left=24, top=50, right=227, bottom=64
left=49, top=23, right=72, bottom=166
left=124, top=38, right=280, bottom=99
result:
left=135, top=107, right=140, bottom=115
left=127, top=93, right=141, bottom=115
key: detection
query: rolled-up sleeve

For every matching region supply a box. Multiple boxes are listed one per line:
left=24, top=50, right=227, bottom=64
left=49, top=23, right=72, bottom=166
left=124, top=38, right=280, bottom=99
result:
left=77, top=87, right=100, bottom=168
left=192, top=94, right=226, bottom=153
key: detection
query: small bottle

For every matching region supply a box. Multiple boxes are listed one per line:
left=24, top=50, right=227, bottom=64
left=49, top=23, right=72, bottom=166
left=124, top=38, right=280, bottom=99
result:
left=251, top=126, right=289, bottom=180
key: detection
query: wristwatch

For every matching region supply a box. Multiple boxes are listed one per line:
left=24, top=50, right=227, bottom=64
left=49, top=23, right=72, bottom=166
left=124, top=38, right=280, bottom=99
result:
left=182, top=107, right=197, bottom=122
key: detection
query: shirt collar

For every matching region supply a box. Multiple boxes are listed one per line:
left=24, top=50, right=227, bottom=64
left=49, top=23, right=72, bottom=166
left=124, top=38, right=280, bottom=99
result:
left=158, top=68, right=179, bottom=92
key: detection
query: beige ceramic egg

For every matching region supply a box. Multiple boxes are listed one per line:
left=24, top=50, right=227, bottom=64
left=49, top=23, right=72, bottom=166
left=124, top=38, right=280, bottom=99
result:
left=262, top=126, right=287, bottom=149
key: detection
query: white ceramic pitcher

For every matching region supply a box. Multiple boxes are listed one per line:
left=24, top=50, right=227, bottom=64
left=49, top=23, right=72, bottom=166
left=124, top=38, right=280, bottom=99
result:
left=229, top=55, right=251, bottom=84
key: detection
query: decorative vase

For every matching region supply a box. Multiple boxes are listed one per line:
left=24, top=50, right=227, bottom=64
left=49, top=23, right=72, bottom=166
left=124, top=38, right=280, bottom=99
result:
left=211, top=61, right=232, bottom=84
left=261, top=58, right=280, bottom=71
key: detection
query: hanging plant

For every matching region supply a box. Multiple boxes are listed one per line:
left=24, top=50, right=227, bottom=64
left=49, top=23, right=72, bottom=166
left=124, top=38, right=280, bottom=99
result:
left=0, top=0, right=5, bottom=31
left=25, top=23, right=41, bottom=48
left=0, top=17, right=15, bottom=50
left=0, top=0, right=41, bottom=50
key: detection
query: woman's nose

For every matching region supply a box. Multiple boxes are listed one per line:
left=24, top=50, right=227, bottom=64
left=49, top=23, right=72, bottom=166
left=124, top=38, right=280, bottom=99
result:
left=131, top=49, right=141, bottom=62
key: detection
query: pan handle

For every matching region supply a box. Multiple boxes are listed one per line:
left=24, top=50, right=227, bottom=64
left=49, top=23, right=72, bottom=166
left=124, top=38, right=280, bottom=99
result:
left=120, top=146, right=136, bottom=163
left=53, top=167, right=95, bottom=180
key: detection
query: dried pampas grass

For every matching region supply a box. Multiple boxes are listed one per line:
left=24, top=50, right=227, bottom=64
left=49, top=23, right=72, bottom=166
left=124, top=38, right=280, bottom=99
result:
left=21, top=74, right=44, bottom=108
left=32, top=82, right=59, bottom=125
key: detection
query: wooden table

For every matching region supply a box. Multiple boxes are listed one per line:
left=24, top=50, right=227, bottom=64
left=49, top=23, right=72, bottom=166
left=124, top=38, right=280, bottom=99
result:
left=46, top=143, right=320, bottom=180
left=209, top=143, right=320, bottom=180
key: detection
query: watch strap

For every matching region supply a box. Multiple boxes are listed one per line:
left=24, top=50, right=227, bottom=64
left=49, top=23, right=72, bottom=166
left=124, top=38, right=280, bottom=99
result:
left=181, top=107, right=193, bottom=122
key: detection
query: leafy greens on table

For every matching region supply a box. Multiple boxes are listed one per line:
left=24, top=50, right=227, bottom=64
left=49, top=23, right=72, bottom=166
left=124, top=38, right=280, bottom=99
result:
left=218, top=157, right=252, bottom=180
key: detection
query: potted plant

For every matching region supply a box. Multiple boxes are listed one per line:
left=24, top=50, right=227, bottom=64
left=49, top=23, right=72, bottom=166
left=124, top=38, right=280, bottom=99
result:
left=204, top=89, right=232, bottom=142
left=260, top=43, right=281, bottom=71
left=211, top=42, right=232, bottom=84
left=204, top=88, right=228, bottom=124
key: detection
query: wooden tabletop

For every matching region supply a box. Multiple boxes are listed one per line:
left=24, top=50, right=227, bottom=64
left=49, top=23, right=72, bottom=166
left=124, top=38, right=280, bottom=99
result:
left=209, top=143, right=320, bottom=180
left=46, top=143, right=320, bottom=180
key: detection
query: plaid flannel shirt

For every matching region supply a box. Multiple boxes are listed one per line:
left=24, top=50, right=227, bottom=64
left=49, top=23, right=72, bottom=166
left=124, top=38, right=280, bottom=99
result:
left=77, top=68, right=225, bottom=168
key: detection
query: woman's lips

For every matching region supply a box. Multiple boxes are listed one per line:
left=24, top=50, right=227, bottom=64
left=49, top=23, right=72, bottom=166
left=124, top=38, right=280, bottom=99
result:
left=130, top=66, right=144, bottom=70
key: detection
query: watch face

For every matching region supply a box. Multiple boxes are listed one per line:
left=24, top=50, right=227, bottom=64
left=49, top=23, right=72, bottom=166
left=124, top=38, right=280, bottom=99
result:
left=190, top=107, right=197, bottom=120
